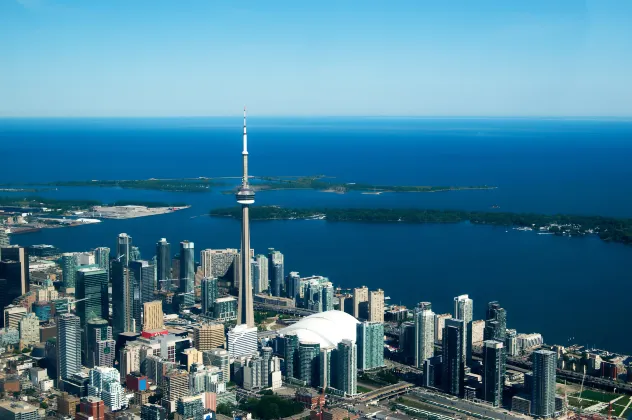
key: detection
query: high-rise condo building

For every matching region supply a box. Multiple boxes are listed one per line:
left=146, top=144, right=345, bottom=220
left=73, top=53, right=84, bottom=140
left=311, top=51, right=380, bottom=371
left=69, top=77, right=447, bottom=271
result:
left=57, top=313, right=82, bottom=386
left=61, top=252, right=77, bottom=291
left=482, top=340, right=504, bottom=407
left=454, top=294, right=473, bottom=365
left=18, top=313, right=39, bottom=346
left=3, top=305, right=26, bottom=329
left=353, top=286, right=369, bottom=320
left=299, top=342, right=321, bottom=387
left=86, top=317, right=113, bottom=368
left=336, top=339, right=357, bottom=396
left=532, top=350, right=557, bottom=418
left=369, top=289, right=385, bottom=323
left=268, top=248, right=284, bottom=297
left=143, top=301, right=164, bottom=331
left=357, top=321, right=384, bottom=370
left=286, top=271, right=301, bottom=301
left=179, top=241, right=195, bottom=308
left=484, top=301, right=507, bottom=341
left=193, top=323, right=225, bottom=351
left=204, top=349, right=230, bottom=383
left=414, top=302, right=435, bottom=368
left=434, top=313, right=451, bottom=343
left=284, top=334, right=300, bottom=380
left=156, top=238, right=171, bottom=288
left=201, top=277, right=218, bottom=316
left=442, top=318, right=464, bottom=397
left=164, top=370, right=190, bottom=404
left=253, top=254, right=269, bottom=293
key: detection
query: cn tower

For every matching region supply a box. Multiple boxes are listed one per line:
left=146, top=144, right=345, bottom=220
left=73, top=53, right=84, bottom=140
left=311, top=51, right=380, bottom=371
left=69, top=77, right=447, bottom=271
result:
left=236, top=107, right=255, bottom=327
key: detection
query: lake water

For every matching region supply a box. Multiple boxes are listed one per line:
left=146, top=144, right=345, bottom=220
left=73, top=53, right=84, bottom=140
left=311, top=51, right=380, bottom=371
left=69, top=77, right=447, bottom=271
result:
left=1, top=117, right=631, bottom=353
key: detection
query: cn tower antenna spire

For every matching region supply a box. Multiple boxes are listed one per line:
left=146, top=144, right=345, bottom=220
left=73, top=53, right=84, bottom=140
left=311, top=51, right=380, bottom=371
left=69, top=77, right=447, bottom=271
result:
left=243, top=106, right=248, bottom=154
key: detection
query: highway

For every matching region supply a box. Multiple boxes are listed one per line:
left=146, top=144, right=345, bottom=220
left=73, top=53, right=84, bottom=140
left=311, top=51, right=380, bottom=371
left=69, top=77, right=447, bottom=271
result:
left=254, top=302, right=316, bottom=317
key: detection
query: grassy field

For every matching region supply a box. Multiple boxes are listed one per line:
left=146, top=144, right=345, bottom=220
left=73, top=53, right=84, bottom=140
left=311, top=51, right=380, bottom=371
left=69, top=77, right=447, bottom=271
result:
left=356, top=385, right=372, bottom=394
left=578, top=390, right=619, bottom=403
left=568, top=396, right=596, bottom=409
left=599, top=396, right=631, bottom=417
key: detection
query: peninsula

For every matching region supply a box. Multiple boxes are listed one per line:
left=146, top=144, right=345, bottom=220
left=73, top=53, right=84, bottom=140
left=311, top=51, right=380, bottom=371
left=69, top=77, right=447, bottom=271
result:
left=209, top=206, right=632, bottom=246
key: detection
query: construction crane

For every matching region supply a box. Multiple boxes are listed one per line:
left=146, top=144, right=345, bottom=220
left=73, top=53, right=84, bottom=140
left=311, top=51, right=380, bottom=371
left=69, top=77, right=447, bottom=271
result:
left=61, top=297, right=88, bottom=314
left=576, top=365, right=587, bottom=415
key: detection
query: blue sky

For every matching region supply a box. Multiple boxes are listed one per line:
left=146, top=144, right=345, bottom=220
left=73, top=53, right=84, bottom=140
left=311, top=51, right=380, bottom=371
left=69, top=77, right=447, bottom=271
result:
left=1, top=0, right=631, bottom=117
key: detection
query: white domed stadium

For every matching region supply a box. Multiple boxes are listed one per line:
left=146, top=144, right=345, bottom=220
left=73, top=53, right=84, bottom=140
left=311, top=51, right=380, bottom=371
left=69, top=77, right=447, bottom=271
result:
left=279, top=310, right=359, bottom=348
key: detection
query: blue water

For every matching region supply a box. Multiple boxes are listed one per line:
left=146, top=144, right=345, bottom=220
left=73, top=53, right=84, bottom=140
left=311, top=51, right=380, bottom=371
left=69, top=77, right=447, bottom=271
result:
left=1, top=117, right=632, bottom=353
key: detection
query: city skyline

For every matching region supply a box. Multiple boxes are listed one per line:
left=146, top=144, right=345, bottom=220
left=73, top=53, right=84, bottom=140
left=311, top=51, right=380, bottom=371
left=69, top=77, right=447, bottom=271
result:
left=2, top=1, right=632, bottom=117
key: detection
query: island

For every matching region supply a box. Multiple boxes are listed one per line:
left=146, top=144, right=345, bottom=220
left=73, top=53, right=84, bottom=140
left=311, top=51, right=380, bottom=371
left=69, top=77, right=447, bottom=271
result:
left=209, top=206, right=632, bottom=246
left=249, top=175, right=495, bottom=194
left=6, top=176, right=495, bottom=194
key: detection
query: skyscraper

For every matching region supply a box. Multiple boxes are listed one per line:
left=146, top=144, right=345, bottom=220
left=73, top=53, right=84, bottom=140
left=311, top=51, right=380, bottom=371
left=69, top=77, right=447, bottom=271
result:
left=442, top=318, right=464, bottom=397
left=268, top=248, right=284, bottom=298
left=336, top=339, right=357, bottom=396
left=179, top=241, right=195, bottom=308
left=414, top=302, right=435, bottom=368
left=353, top=286, right=369, bottom=319
left=156, top=238, right=171, bottom=289
left=235, top=108, right=255, bottom=327
left=130, top=259, right=157, bottom=306
left=193, top=323, right=225, bottom=351
left=117, top=233, right=132, bottom=266
left=482, top=340, right=504, bottom=407
left=532, top=350, right=557, bottom=418
left=284, top=334, right=300, bottom=380
left=86, top=317, right=114, bottom=368
left=176, top=395, right=204, bottom=420
left=299, top=342, right=321, bottom=387
left=76, top=267, right=109, bottom=354
left=0, top=246, right=30, bottom=316
left=357, top=321, right=384, bottom=370
left=94, top=247, right=110, bottom=278
left=253, top=254, right=269, bottom=293
left=200, top=249, right=213, bottom=278
left=111, top=259, right=134, bottom=337
left=61, top=253, right=77, bottom=291
left=454, top=294, right=473, bottom=365
left=484, top=301, right=507, bottom=341
left=369, top=289, right=385, bottom=323
left=201, top=277, right=218, bottom=316
left=57, top=313, right=82, bottom=386
left=141, top=404, right=167, bottom=420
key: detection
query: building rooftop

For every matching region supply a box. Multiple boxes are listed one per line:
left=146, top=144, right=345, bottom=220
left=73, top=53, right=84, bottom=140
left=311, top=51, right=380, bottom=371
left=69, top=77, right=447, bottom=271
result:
left=279, top=310, right=359, bottom=348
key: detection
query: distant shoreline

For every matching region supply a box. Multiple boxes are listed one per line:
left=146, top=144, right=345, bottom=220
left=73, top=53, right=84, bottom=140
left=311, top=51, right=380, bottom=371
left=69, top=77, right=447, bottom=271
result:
left=209, top=206, right=632, bottom=247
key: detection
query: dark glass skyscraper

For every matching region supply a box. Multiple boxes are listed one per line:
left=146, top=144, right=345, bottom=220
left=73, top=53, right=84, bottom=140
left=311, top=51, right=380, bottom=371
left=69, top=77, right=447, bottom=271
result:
left=284, top=334, right=299, bottom=380
left=482, top=340, right=504, bottom=407
left=111, top=260, right=134, bottom=337
left=75, top=267, right=109, bottom=357
left=179, top=241, right=195, bottom=308
left=130, top=260, right=155, bottom=332
left=201, top=277, right=218, bottom=316
left=156, top=238, right=171, bottom=289
left=268, top=248, right=284, bottom=297
left=442, top=318, right=464, bottom=397
left=117, top=233, right=132, bottom=266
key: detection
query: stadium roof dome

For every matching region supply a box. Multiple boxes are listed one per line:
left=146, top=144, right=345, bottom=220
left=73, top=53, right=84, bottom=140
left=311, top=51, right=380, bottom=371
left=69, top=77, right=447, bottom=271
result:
left=279, top=310, right=359, bottom=348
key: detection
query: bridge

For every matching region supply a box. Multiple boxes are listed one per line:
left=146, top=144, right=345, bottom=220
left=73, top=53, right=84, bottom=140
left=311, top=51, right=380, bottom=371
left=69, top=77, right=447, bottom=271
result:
left=254, top=302, right=316, bottom=317
left=355, top=382, right=414, bottom=403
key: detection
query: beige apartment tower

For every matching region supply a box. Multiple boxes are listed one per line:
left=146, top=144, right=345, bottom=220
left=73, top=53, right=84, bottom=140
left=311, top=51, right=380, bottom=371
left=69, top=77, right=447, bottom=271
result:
left=353, top=286, right=369, bottom=319
left=369, top=289, right=385, bottom=323
left=193, top=323, right=225, bottom=351
left=142, top=301, right=164, bottom=331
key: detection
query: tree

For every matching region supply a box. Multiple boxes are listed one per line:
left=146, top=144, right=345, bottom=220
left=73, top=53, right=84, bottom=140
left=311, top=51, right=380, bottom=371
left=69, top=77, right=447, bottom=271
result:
left=40, top=402, right=48, bottom=409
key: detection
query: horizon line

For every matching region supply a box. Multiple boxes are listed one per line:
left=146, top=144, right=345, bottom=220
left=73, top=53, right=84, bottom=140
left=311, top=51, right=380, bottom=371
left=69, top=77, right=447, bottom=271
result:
left=1, top=115, right=632, bottom=120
